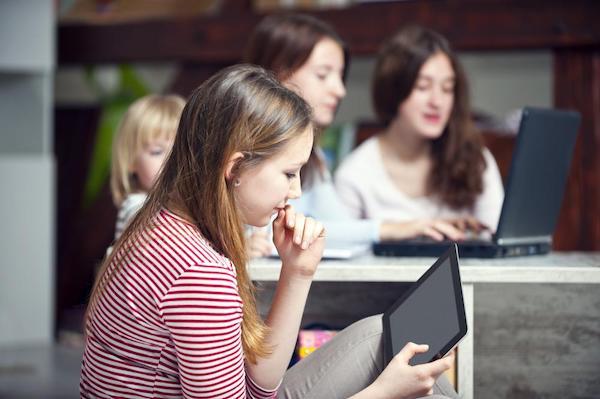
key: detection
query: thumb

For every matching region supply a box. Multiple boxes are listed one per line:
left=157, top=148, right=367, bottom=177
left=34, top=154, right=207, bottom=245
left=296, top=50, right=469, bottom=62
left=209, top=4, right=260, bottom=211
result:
left=396, top=342, right=429, bottom=364
left=272, top=209, right=286, bottom=242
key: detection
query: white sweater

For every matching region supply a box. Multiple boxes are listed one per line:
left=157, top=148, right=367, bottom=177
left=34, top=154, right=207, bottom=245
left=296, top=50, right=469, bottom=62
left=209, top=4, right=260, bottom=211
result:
left=334, top=136, right=504, bottom=231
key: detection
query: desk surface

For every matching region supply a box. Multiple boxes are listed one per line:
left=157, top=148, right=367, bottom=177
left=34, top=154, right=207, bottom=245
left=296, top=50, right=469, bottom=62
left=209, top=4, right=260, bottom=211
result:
left=249, top=252, right=600, bottom=284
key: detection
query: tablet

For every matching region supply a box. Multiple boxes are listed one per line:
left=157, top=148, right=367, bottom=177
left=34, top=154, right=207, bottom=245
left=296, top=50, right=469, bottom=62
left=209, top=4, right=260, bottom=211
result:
left=383, top=244, right=467, bottom=366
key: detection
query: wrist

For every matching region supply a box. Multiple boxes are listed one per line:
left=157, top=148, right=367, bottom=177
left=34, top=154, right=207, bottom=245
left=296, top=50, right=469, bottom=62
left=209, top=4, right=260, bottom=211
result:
left=278, top=263, right=316, bottom=283
left=380, top=221, right=407, bottom=241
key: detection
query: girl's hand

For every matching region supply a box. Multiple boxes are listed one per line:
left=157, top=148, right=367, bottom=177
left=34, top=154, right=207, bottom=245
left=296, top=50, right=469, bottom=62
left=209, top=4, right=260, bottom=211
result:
left=272, top=205, right=325, bottom=278
left=367, top=343, right=455, bottom=399
left=247, top=230, right=274, bottom=258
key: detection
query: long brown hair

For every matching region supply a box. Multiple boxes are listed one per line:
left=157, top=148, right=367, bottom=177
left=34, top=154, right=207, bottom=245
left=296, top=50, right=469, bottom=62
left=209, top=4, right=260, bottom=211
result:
left=244, top=13, right=348, bottom=187
left=372, top=25, right=485, bottom=209
left=88, top=64, right=313, bottom=363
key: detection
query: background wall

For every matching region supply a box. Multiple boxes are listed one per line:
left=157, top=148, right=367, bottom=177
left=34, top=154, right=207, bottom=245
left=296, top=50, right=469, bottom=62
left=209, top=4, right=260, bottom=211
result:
left=0, top=0, right=55, bottom=347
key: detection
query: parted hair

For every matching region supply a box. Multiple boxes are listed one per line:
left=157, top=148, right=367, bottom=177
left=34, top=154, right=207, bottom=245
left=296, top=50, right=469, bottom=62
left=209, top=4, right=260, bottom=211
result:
left=110, top=94, right=185, bottom=206
left=372, top=25, right=485, bottom=209
left=88, top=64, right=314, bottom=363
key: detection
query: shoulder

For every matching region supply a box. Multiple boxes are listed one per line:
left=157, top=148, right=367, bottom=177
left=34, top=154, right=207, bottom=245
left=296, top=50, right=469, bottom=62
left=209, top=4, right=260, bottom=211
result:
left=119, top=193, right=147, bottom=215
left=134, top=210, right=236, bottom=283
left=122, top=192, right=147, bottom=207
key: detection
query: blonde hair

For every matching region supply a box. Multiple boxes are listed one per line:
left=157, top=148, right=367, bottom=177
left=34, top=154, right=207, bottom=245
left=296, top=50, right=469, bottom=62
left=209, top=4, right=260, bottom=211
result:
left=88, top=65, right=313, bottom=363
left=110, top=94, right=185, bottom=206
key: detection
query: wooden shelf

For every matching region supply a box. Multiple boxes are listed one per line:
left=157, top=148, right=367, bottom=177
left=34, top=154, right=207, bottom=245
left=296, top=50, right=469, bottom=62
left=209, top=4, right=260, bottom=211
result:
left=58, top=0, right=600, bottom=64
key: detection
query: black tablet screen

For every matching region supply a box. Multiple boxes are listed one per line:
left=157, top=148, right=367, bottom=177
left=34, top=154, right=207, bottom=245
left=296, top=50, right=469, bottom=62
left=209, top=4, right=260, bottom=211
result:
left=388, top=256, right=461, bottom=365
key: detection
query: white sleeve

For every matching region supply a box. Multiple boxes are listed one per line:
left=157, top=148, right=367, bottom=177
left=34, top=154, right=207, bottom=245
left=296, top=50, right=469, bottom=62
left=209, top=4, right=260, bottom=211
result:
left=334, top=158, right=367, bottom=219
left=474, top=149, right=505, bottom=231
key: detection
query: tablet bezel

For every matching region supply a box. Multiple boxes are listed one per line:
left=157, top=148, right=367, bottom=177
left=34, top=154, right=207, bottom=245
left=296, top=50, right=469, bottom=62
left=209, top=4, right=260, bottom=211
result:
left=382, top=244, right=467, bottom=366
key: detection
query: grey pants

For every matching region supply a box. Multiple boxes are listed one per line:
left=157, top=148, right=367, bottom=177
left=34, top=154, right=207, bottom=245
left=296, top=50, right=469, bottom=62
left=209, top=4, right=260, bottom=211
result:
left=278, top=315, right=459, bottom=399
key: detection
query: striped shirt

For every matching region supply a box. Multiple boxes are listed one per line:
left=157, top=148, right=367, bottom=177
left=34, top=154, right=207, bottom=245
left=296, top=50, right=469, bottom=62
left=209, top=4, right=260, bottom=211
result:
left=81, top=209, right=277, bottom=399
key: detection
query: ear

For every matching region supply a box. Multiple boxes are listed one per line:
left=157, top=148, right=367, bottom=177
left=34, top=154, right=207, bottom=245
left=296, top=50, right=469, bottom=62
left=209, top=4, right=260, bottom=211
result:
left=224, top=152, right=245, bottom=181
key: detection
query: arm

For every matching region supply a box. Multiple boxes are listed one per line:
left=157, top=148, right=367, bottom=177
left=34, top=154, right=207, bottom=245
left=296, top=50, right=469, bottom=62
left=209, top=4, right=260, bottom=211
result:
left=246, top=206, right=325, bottom=390
left=474, top=149, right=505, bottom=231
left=334, top=161, right=368, bottom=219
left=161, top=265, right=269, bottom=398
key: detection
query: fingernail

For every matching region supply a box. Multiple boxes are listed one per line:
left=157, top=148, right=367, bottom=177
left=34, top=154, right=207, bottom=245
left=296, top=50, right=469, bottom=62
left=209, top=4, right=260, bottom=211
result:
left=301, top=241, right=308, bottom=249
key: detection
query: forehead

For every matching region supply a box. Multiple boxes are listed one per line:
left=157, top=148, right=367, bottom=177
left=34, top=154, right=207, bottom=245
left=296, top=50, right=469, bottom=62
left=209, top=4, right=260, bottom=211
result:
left=271, top=127, right=314, bottom=163
left=304, top=37, right=345, bottom=68
left=418, top=52, right=455, bottom=79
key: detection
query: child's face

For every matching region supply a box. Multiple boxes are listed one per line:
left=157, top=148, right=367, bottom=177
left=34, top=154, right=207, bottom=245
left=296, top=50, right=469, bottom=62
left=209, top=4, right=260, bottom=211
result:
left=397, top=51, right=455, bottom=140
left=283, top=37, right=346, bottom=128
left=132, top=137, right=174, bottom=192
left=234, top=127, right=314, bottom=227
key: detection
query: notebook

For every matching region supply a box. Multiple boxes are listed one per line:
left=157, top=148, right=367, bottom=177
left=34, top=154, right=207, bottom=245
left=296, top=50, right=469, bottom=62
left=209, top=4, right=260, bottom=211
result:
left=373, top=107, right=581, bottom=258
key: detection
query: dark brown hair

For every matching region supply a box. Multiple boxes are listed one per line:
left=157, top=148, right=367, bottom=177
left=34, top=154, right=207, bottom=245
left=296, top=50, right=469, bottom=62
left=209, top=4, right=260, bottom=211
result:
left=244, top=13, right=348, bottom=187
left=88, top=64, right=313, bottom=363
left=372, top=25, right=485, bottom=209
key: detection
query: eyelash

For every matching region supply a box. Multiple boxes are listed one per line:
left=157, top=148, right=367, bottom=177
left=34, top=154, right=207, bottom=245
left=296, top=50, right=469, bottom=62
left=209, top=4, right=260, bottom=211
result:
left=286, top=172, right=298, bottom=180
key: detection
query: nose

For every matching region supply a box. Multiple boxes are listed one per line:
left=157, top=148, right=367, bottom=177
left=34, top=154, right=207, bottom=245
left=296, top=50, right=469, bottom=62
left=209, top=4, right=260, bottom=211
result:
left=288, top=176, right=302, bottom=200
left=331, top=75, right=346, bottom=99
left=428, top=86, right=443, bottom=108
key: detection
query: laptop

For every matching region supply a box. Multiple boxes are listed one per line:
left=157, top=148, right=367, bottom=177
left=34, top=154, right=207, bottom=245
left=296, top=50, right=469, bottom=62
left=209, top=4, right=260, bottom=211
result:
left=383, top=244, right=467, bottom=365
left=373, top=107, right=581, bottom=258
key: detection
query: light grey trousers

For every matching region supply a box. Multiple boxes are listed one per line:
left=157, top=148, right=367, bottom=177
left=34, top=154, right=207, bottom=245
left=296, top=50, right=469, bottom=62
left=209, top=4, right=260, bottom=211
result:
left=278, top=314, right=459, bottom=399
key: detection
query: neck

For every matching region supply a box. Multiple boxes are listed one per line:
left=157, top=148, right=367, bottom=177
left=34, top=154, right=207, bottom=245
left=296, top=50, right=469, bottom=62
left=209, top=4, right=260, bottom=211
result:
left=381, top=117, right=431, bottom=162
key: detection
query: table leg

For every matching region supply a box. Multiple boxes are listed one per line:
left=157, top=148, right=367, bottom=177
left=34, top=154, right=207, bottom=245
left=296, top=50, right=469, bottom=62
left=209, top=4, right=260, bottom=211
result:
left=458, top=283, right=474, bottom=399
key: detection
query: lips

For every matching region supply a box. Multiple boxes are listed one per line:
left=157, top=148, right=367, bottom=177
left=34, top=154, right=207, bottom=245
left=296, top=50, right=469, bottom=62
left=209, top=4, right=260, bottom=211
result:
left=423, top=113, right=442, bottom=124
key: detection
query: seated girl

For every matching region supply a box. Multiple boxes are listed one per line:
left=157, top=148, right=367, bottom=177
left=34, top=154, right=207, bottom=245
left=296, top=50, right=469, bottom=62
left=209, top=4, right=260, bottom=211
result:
left=81, top=64, right=457, bottom=399
left=335, top=25, right=504, bottom=241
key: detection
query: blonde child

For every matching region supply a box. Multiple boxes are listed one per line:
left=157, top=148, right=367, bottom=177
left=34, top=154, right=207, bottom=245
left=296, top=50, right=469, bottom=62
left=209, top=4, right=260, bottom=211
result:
left=109, top=94, right=185, bottom=239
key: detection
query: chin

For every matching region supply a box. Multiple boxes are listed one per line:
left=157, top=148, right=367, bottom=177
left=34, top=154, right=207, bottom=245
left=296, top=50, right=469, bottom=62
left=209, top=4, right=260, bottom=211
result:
left=420, top=127, right=445, bottom=140
left=315, top=113, right=334, bottom=127
left=247, top=216, right=273, bottom=228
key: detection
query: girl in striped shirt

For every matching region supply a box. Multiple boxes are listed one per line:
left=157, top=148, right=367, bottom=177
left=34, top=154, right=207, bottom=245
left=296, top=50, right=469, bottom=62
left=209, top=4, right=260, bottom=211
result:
left=81, top=64, right=457, bottom=399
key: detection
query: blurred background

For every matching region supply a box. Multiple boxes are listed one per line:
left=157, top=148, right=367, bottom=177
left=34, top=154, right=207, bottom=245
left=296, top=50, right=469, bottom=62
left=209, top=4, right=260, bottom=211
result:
left=1, top=0, right=598, bottom=398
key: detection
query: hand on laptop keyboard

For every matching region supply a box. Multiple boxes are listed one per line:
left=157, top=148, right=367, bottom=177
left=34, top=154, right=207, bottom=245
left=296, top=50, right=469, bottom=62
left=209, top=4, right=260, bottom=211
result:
left=380, top=217, right=490, bottom=242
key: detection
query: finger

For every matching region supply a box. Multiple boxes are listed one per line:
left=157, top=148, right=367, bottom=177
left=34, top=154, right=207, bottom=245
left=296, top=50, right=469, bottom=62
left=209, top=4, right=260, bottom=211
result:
left=284, top=204, right=296, bottom=229
left=421, top=354, right=454, bottom=377
left=272, top=209, right=286, bottom=243
left=422, top=226, right=445, bottom=241
left=300, top=217, right=315, bottom=249
left=459, top=216, right=480, bottom=232
left=312, top=221, right=325, bottom=241
left=396, top=342, right=429, bottom=364
left=433, top=221, right=465, bottom=241
left=293, top=213, right=306, bottom=246
left=452, top=217, right=467, bottom=231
